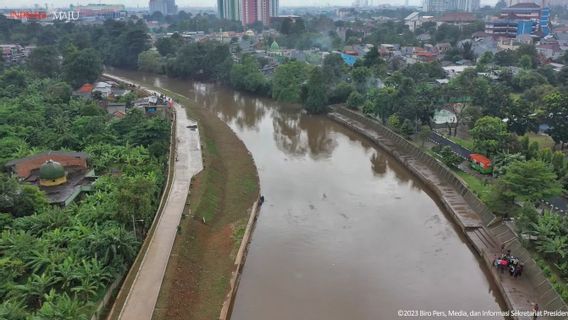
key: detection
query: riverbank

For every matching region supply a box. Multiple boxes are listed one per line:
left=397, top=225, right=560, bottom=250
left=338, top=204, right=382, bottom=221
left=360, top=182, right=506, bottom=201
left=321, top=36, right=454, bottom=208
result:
left=147, top=91, right=260, bottom=320
left=329, top=106, right=568, bottom=319
left=100, top=74, right=204, bottom=320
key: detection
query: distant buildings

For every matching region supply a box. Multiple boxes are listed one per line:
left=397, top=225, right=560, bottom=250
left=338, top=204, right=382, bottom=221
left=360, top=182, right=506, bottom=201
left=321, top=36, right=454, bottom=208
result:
left=422, top=0, right=480, bottom=13
left=404, top=11, right=434, bottom=32
left=218, top=0, right=278, bottom=25
left=149, top=0, right=177, bottom=16
left=436, top=12, right=478, bottom=26
left=1, top=44, right=34, bottom=66
left=70, top=4, right=126, bottom=19
left=485, top=2, right=550, bottom=38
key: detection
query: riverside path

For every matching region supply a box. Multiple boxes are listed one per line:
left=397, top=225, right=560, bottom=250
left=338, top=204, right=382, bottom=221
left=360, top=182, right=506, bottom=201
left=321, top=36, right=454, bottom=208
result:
left=103, top=74, right=204, bottom=320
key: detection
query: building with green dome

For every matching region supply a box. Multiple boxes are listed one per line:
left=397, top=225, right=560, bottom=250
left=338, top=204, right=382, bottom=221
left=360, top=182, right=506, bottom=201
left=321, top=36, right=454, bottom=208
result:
left=269, top=40, right=280, bottom=52
left=5, top=151, right=96, bottom=206
left=39, top=160, right=67, bottom=186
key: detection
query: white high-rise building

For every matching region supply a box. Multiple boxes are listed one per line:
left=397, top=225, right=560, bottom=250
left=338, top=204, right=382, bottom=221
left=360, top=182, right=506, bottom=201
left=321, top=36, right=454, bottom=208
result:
left=422, top=0, right=479, bottom=12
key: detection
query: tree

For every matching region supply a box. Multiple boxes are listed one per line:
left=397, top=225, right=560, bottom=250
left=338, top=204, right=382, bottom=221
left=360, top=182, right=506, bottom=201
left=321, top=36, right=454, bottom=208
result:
left=438, top=146, right=463, bottom=168
left=346, top=91, right=364, bottom=110
left=494, top=50, right=516, bottom=66
left=543, top=92, right=568, bottom=148
left=62, top=48, right=102, bottom=88
left=329, top=82, right=354, bottom=104
left=303, top=68, right=328, bottom=114
left=498, top=159, right=562, bottom=203
left=373, top=86, right=396, bottom=124
left=27, top=46, right=61, bottom=77
left=321, top=53, right=345, bottom=85
left=230, top=55, right=267, bottom=94
left=0, top=174, right=47, bottom=217
left=352, top=66, right=371, bottom=93
left=470, top=116, right=510, bottom=156
left=272, top=61, right=309, bottom=103
left=138, top=50, right=162, bottom=73
left=155, top=35, right=181, bottom=56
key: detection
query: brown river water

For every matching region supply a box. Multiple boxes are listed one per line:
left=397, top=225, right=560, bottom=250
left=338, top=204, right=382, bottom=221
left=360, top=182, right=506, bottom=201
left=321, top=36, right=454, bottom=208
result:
left=109, top=69, right=505, bottom=320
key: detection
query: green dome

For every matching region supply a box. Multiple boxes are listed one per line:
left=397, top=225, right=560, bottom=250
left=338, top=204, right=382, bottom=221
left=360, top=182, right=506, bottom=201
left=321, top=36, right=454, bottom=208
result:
left=270, top=41, right=280, bottom=51
left=39, top=160, right=65, bottom=180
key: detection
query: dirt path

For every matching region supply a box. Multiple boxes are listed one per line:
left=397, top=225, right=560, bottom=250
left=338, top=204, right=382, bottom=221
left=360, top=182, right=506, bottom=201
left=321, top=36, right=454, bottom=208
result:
left=149, top=93, right=259, bottom=320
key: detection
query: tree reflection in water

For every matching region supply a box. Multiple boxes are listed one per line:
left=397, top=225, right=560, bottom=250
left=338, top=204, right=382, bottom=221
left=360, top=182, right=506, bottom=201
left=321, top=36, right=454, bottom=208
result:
left=272, top=109, right=337, bottom=160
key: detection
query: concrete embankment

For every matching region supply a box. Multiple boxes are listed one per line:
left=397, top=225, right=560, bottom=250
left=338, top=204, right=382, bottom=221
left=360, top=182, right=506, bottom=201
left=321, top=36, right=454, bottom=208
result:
left=102, top=74, right=204, bottom=320
left=328, top=106, right=568, bottom=320
left=219, top=199, right=261, bottom=320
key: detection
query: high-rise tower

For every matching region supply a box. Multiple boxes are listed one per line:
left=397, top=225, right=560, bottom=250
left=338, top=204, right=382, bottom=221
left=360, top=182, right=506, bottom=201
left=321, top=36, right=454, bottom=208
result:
left=149, top=0, right=177, bottom=15
left=217, top=0, right=278, bottom=26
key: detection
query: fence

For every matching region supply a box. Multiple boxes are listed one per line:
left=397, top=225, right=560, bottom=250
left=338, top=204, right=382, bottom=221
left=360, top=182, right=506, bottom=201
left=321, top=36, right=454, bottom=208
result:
left=332, top=106, right=568, bottom=316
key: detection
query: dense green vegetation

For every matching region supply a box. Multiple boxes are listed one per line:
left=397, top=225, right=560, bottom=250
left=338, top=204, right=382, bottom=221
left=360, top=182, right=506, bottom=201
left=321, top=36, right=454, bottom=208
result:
left=0, top=61, right=169, bottom=319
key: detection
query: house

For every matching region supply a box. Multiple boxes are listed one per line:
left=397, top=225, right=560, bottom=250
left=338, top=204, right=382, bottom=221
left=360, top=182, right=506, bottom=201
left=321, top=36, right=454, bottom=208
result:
left=73, top=83, right=94, bottom=99
left=436, top=43, right=452, bottom=54
left=379, top=44, right=397, bottom=57
left=437, top=12, right=477, bottom=27
left=433, top=108, right=456, bottom=127
left=5, top=151, right=96, bottom=206
left=105, top=102, right=127, bottom=115
left=92, top=81, right=113, bottom=98
left=404, top=12, right=421, bottom=32
left=443, top=65, right=472, bottom=78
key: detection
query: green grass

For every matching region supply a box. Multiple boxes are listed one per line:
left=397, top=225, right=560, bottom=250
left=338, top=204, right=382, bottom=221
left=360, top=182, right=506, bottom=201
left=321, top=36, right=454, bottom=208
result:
left=454, top=170, right=492, bottom=199
left=523, top=132, right=556, bottom=149
left=446, top=135, right=474, bottom=150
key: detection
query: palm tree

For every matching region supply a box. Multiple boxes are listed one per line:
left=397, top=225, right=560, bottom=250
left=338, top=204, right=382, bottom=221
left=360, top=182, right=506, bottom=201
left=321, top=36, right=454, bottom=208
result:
left=35, top=291, right=89, bottom=320
left=53, top=256, right=79, bottom=291
left=0, top=298, right=28, bottom=320
left=10, top=273, right=54, bottom=309
left=537, top=236, right=568, bottom=263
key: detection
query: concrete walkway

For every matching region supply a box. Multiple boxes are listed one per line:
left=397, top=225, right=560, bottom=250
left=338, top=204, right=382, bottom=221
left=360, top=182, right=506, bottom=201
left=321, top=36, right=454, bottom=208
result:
left=103, top=74, right=204, bottom=320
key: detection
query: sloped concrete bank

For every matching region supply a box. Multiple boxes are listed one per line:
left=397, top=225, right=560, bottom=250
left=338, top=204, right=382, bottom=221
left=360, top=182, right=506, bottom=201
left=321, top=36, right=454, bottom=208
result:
left=329, top=106, right=568, bottom=320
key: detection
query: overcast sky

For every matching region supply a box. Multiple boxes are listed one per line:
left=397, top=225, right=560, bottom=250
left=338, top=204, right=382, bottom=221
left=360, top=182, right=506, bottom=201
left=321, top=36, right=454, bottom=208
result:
left=4, top=0, right=497, bottom=10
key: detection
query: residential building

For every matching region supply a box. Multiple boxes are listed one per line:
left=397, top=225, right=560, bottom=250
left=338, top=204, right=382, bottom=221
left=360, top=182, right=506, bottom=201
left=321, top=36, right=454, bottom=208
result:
left=217, top=0, right=278, bottom=25
left=149, top=0, right=177, bottom=16
left=422, top=0, right=479, bottom=12
left=436, top=12, right=478, bottom=26
left=0, top=44, right=34, bottom=66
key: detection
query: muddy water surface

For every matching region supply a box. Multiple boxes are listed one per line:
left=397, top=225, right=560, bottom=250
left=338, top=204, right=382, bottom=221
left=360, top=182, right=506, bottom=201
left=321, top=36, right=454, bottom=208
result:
left=109, top=69, right=504, bottom=320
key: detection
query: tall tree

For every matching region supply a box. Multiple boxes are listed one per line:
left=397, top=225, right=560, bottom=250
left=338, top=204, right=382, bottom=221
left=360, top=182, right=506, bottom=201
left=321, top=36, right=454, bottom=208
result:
left=27, top=46, right=61, bottom=77
left=470, top=116, right=510, bottom=156
left=543, top=92, right=568, bottom=149
left=498, top=159, right=562, bottom=203
left=62, top=48, right=102, bottom=88
left=303, top=67, right=328, bottom=114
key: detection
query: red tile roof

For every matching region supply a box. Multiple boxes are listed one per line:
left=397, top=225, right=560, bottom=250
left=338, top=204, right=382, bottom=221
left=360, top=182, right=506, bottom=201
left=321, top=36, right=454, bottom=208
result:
left=78, top=83, right=94, bottom=93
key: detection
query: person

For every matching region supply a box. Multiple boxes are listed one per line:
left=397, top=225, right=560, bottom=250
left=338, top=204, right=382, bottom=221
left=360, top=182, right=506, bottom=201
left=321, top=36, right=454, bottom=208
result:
left=259, top=195, right=265, bottom=205
left=532, top=303, right=539, bottom=320
left=499, top=258, right=508, bottom=273
left=515, top=263, right=524, bottom=279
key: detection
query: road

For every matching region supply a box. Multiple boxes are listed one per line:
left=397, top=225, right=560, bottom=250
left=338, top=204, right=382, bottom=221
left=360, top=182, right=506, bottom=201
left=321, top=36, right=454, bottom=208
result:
left=104, top=74, right=204, bottom=320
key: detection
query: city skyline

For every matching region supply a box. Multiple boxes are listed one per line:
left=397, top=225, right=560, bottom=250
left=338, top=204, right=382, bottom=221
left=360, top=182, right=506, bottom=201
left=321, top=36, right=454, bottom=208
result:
left=4, top=0, right=500, bottom=9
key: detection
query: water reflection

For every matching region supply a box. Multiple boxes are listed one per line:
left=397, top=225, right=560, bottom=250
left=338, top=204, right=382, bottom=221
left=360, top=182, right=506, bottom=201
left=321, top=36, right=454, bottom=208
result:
left=370, top=152, right=387, bottom=177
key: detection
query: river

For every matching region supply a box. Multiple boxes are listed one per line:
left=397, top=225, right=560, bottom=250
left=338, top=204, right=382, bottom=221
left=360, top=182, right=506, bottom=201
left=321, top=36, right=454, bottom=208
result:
left=108, top=69, right=505, bottom=320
